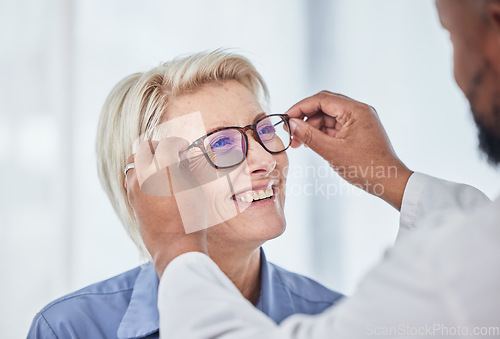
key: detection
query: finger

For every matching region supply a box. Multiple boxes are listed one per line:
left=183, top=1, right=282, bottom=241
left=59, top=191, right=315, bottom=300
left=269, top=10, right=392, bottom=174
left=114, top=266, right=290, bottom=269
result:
left=155, top=136, right=217, bottom=218
left=290, top=114, right=324, bottom=148
left=289, top=118, right=340, bottom=157
left=135, top=140, right=160, bottom=187
left=155, top=137, right=190, bottom=169
left=290, top=137, right=303, bottom=148
left=135, top=139, right=175, bottom=196
left=324, top=115, right=337, bottom=128
left=125, top=154, right=136, bottom=185
left=304, top=114, right=325, bottom=129
left=124, top=154, right=136, bottom=190
left=125, top=154, right=140, bottom=202
left=155, top=137, right=200, bottom=193
left=286, top=91, right=350, bottom=120
left=290, top=115, right=344, bottom=148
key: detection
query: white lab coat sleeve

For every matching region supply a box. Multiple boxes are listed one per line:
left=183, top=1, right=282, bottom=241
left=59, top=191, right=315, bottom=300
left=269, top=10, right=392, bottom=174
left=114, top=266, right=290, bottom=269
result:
left=157, top=174, right=496, bottom=339
left=158, top=252, right=341, bottom=339
left=158, top=240, right=462, bottom=339
left=399, top=172, right=490, bottom=234
left=158, top=251, right=277, bottom=339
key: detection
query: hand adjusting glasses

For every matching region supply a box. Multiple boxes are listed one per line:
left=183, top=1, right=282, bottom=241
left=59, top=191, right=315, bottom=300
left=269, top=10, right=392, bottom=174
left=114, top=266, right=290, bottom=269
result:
left=187, top=114, right=292, bottom=169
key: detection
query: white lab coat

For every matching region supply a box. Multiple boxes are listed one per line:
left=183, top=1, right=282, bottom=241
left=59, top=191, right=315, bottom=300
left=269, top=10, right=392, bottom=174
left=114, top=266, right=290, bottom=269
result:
left=158, top=173, right=500, bottom=338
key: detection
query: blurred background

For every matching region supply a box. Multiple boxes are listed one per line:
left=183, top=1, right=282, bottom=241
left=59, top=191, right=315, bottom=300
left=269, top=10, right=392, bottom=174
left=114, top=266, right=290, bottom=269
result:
left=1, top=0, right=499, bottom=337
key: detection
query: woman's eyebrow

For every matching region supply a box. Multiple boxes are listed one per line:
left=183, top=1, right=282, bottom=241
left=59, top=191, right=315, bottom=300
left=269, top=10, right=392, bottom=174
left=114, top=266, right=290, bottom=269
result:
left=253, top=112, right=267, bottom=122
left=204, top=113, right=267, bottom=134
left=205, top=123, right=229, bottom=134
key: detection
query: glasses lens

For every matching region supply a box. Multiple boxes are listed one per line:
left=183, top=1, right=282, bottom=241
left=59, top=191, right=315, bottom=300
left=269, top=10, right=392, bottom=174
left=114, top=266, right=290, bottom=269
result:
left=256, top=115, right=291, bottom=153
left=203, top=129, right=246, bottom=168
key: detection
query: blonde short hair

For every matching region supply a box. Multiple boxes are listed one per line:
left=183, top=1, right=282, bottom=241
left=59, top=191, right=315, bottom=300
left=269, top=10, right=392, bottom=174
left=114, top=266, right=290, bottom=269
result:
left=96, top=50, right=269, bottom=259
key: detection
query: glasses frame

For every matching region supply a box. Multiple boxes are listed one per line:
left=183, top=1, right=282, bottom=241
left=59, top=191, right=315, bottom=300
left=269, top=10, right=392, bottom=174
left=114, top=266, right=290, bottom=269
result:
left=187, top=113, right=291, bottom=169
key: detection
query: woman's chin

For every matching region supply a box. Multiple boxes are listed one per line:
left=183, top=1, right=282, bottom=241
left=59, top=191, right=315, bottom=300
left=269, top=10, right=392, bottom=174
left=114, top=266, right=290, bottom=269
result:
left=205, top=194, right=286, bottom=242
left=236, top=213, right=286, bottom=242
left=209, top=210, right=286, bottom=244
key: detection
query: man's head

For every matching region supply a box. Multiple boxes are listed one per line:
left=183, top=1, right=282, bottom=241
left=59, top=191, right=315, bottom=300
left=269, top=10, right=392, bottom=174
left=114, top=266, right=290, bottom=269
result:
left=437, top=0, right=500, bottom=165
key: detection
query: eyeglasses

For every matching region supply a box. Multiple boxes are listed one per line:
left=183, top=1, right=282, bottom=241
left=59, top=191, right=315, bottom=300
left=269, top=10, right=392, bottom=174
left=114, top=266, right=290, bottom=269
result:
left=187, top=114, right=291, bottom=169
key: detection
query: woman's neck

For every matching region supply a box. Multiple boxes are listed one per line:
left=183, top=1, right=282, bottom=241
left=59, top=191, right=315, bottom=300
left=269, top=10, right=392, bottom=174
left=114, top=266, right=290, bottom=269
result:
left=209, top=245, right=262, bottom=305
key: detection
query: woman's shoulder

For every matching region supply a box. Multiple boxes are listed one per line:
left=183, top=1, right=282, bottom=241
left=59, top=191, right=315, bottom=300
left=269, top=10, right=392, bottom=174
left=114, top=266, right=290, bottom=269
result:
left=39, top=264, right=142, bottom=312
left=27, top=264, right=150, bottom=339
left=267, top=261, right=344, bottom=304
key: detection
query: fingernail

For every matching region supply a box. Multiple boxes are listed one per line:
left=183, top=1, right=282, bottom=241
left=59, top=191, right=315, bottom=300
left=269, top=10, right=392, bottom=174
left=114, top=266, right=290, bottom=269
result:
left=289, top=119, right=298, bottom=134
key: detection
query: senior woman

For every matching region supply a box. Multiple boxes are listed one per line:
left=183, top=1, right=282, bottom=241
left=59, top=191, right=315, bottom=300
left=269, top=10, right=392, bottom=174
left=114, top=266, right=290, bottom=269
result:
left=28, top=50, right=343, bottom=339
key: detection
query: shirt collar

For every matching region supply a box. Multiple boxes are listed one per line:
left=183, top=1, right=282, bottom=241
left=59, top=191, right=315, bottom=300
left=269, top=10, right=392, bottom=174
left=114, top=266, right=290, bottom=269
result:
left=117, top=262, right=159, bottom=339
left=255, top=248, right=294, bottom=322
left=117, top=247, right=289, bottom=338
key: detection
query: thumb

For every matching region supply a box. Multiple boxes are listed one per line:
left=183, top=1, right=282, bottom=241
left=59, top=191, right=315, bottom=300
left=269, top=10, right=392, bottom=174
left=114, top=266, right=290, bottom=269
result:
left=289, top=118, right=335, bottom=153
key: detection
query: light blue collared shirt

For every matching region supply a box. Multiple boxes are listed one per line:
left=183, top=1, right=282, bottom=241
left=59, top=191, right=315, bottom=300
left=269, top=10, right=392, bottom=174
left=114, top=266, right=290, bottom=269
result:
left=28, top=249, right=343, bottom=338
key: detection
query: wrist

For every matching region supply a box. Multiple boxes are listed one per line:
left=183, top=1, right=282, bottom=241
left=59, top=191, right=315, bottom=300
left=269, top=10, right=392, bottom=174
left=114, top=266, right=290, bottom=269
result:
left=375, top=166, right=413, bottom=211
left=153, top=235, right=208, bottom=278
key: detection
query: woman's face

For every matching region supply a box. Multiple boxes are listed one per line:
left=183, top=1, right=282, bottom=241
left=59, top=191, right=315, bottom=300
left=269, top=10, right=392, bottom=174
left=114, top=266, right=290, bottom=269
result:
left=164, top=80, right=288, bottom=250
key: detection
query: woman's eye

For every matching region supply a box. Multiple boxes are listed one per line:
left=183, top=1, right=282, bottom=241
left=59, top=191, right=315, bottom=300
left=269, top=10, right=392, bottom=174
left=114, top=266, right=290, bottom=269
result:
left=211, top=137, right=233, bottom=149
left=258, top=125, right=275, bottom=135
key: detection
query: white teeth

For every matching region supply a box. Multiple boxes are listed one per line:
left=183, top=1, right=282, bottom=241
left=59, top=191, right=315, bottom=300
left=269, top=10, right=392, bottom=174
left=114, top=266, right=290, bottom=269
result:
left=258, top=190, right=266, bottom=199
left=236, top=188, right=274, bottom=202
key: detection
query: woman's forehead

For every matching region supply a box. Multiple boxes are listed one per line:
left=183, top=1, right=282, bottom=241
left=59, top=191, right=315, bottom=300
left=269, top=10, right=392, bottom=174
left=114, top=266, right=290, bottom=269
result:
left=165, top=81, right=264, bottom=130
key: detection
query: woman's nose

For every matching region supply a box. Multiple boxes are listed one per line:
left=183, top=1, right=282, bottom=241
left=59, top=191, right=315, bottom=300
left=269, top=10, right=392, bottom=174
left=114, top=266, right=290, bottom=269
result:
left=245, top=133, right=276, bottom=177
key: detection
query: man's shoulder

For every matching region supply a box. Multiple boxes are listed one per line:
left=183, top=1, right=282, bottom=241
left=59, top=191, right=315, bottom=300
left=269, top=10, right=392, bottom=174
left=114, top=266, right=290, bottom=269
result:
left=28, top=265, right=145, bottom=338
left=268, top=262, right=343, bottom=304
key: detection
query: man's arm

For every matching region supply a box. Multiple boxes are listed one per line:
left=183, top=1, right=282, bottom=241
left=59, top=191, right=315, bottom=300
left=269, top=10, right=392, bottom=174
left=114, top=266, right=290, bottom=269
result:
left=159, top=197, right=499, bottom=338
left=398, top=172, right=490, bottom=237
left=149, top=91, right=494, bottom=337
left=159, top=252, right=336, bottom=339
left=285, top=91, right=490, bottom=232
left=286, top=91, right=413, bottom=211
left=158, top=242, right=455, bottom=339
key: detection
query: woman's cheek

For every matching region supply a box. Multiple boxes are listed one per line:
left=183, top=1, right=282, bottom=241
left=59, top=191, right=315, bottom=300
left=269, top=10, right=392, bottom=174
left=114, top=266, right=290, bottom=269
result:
left=188, top=154, right=222, bottom=187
